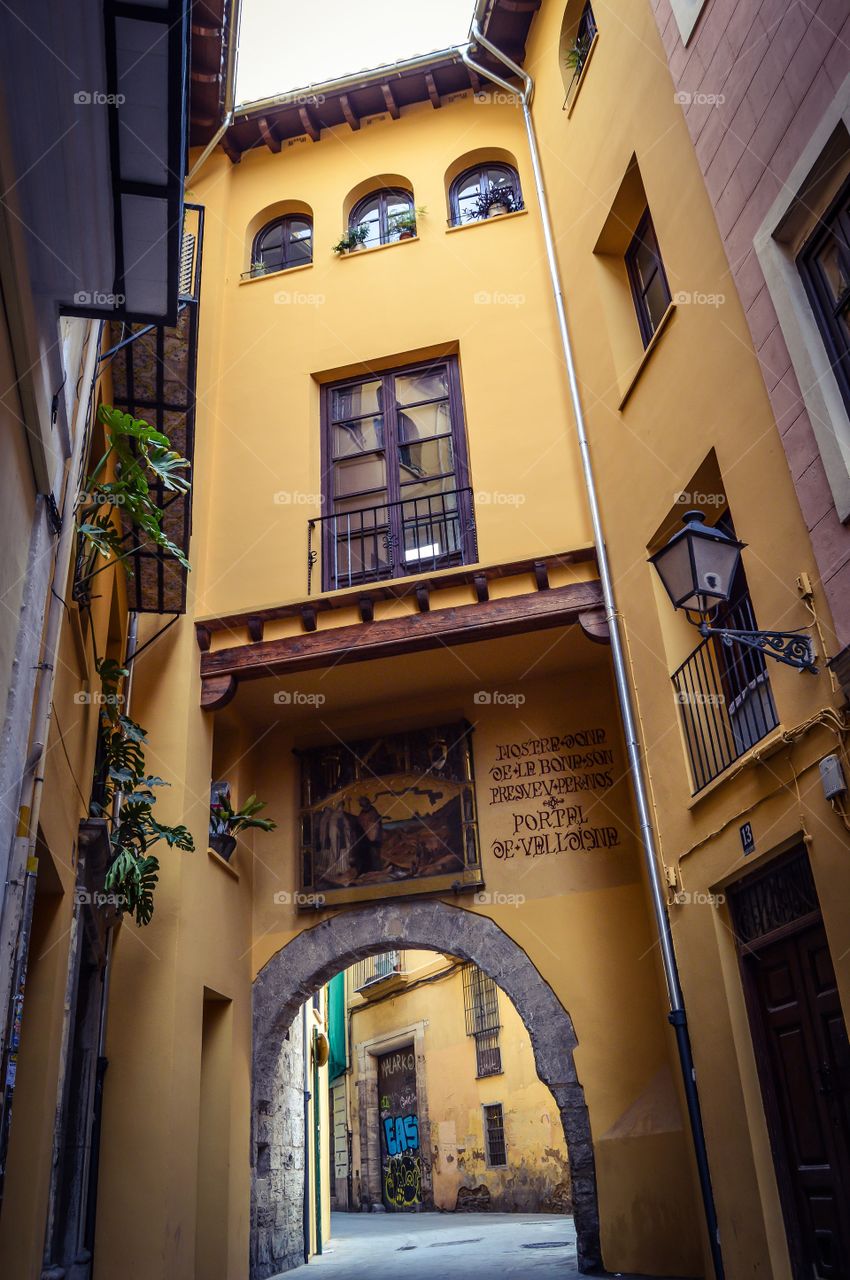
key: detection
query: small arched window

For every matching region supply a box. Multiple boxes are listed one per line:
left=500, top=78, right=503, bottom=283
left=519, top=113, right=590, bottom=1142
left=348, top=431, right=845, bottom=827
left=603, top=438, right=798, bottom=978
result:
left=450, top=164, right=523, bottom=226
left=350, top=189, right=415, bottom=248
left=251, top=215, right=313, bottom=276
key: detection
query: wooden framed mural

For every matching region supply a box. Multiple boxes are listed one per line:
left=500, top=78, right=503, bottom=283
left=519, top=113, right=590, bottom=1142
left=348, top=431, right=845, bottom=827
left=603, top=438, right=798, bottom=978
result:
left=298, top=722, right=482, bottom=906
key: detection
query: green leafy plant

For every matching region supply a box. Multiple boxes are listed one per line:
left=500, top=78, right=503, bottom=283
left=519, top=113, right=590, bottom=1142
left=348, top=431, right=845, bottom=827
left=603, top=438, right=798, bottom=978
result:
left=210, top=793, right=277, bottom=837
left=93, top=657, right=195, bottom=926
left=332, top=224, right=371, bottom=255
left=470, top=188, right=524, bottom=219
left=565, top=30, right=594, bottom=79
left=389, top=205, right=427, bottom=238
left=75, top=405, right=192, bottom=601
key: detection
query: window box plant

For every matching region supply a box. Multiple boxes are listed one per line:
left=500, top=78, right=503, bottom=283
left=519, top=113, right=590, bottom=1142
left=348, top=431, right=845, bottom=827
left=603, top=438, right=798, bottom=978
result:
left=389, top=205, right=426, bottom=240
left=471, top=189, right=524, bottom=220
left=210, top=786, right=277, bottom=862
left=332, top=224, right=371, bottom=255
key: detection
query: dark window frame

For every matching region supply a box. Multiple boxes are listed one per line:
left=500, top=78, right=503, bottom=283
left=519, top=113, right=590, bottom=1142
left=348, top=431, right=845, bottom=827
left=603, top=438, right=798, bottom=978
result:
left=798, top=175, right=850, bottom=418
left=319, top=356, right=475, bottom=592
left=349, top=187, right=414, bottom=247
left=251, top=214, right=313, bottom=275
left=625, top=208, right=672, bottom=348
left=449, top=163, right=522, bottom=227
left=483, top=1102, right=507, bottom=1168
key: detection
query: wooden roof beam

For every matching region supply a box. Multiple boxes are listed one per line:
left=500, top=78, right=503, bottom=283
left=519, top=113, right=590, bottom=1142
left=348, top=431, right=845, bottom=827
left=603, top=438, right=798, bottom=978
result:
left=425, top=72, right=442, bottom=109
left=258, top=116, right=281, bottom=152
left=381, top=83, right=400, bottom=119
left=340, top=93, right=360, bottom=131
left=299, top=105, right=321, bottom=142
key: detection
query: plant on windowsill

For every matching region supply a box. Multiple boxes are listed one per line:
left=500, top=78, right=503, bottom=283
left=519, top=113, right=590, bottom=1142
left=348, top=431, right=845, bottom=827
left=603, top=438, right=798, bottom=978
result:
left=332, top=224, right=370, bottom=255
left=209, top=792, right=277, bottom=862
left=470, top=189, right=524, bottom=220
left=389, top=205, right=427, bottom=240
left=564, top=31, right=594, bottom=85
left=250, top=258, right=269, bottom=277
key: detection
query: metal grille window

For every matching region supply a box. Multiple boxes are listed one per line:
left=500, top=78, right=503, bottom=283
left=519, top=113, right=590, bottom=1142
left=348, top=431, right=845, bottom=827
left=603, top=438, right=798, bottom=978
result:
left=798, top=176, right=850, bottom=419
left=483, top=1103, right=507, bottom=1167
left=313, top=358, right=476, bottom=592
left=728, top=849, right=819, bottom=947
left=672, top=512, right=778, bottom=792
left=463, top=965, right=503, bottom=1077
left=625, top=208, right=672, bottom=347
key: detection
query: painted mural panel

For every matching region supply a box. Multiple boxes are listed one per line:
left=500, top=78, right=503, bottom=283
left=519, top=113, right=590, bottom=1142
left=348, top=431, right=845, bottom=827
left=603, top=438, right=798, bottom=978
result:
left=377, top=1048, right=421, bottom=1212
left=298, top=722, right=481, bottom=907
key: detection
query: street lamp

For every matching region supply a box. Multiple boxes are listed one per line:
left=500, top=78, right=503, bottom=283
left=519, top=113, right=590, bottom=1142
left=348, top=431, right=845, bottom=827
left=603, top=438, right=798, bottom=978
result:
left=649, top=511, right=817, bottom=673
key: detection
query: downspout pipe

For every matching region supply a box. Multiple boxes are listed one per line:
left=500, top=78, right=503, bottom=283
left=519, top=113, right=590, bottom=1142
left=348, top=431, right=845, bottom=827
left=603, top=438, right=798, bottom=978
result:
left=185, top=0, right=242, bottom=186
left=463, top=27, right=725, bottom=1280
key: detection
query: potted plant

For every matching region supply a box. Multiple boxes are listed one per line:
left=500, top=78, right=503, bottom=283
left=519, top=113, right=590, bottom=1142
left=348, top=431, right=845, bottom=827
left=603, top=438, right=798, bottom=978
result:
left=565, top=29, right=594, bottom=82
left=389, top=205, right=427, bottom=240
left=471, top=188, right=524, bottom=220
left=210, top=786, right=277, bottom=862
left=332, top=224, right=370, bottom=255
left=250, top=258, right=269, bottom=277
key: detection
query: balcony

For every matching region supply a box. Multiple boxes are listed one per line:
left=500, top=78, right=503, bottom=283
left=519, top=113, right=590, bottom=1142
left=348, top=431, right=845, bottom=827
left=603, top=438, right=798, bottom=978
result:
left=352, top=952, right=404, bottom=996
left=308, top=487, right=477, bottom=593
left=672, top=596, right=779, bottom=793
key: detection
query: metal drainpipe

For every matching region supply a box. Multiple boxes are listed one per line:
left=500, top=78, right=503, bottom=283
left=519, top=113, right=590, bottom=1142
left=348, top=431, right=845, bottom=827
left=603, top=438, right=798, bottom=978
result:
left=462, top=27, right=725, bottom=1280
left=185, top=0, right=242, bottom=186
left=0, top=321, right=102, bottom=1199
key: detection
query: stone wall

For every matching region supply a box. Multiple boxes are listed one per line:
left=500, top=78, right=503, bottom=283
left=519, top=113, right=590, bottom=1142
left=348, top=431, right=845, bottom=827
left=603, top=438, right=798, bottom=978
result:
left=253, top=1012, right=305, bottom=1277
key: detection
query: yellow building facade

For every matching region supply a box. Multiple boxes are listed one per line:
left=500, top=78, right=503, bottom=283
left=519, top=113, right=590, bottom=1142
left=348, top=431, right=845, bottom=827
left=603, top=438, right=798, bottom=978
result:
left=1, top=2, right=849, bottom=1279
left=337, top=950, right=571, bottom=1216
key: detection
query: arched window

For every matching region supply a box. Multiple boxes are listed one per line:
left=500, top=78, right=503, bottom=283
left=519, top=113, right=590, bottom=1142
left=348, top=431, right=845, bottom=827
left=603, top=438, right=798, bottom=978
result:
left=449, top=164, right=522, bottom=226
left=350, top=188, right=415, bottom=248
left=250, top=215, right=313, bottom=276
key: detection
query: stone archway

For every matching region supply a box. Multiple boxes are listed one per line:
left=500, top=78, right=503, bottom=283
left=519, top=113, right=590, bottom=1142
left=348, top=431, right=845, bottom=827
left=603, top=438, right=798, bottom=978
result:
left=252, top=900, right=601, bottom=1277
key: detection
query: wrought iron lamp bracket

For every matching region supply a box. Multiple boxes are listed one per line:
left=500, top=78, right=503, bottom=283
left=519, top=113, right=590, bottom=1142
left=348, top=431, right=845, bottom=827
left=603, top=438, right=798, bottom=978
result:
left=696, top=620, right=818, bottom=673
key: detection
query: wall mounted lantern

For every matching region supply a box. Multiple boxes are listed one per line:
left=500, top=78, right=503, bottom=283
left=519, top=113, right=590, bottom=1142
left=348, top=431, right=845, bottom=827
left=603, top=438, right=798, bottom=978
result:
left=649, top=511, right=817, bottom=673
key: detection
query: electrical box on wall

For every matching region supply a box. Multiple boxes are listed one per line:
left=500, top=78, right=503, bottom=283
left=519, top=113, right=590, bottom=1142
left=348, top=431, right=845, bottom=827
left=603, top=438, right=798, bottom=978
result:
left=819, top=754, right=847, bottom=801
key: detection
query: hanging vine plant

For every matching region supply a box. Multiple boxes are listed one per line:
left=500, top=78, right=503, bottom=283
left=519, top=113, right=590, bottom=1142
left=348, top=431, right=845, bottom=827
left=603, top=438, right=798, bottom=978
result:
left=74, top=404, right=192, bottom=604
left=76, top=405, right=196, bottom=925
left=92, top=658, right=194, bottom=927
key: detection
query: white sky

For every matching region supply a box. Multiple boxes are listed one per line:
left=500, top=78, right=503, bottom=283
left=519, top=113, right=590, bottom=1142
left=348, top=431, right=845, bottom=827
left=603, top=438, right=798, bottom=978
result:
left=236, top=0, right=475, bottom=104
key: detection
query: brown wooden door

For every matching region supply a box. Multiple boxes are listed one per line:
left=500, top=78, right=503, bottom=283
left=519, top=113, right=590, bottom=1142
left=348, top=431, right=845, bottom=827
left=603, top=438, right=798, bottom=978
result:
left=744, top=922, right=850, bottom=1277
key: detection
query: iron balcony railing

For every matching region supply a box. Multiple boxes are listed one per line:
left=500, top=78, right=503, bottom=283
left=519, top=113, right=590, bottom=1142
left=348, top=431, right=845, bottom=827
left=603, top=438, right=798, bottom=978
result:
left=672, top=596, right=779, bottom=793
left=351, top=951, right=402, bottom=993
left=307, top=487, right=477, bottom=593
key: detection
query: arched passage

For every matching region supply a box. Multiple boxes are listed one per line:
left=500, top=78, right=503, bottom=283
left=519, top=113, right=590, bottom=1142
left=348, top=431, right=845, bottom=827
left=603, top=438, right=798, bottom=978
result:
left=252, top=900, right=600, bottom=1277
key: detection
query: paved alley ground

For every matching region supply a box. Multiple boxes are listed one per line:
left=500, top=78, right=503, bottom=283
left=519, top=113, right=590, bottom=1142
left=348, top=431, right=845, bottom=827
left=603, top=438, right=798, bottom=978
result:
left=300, top=1211, right=683, bottom=1278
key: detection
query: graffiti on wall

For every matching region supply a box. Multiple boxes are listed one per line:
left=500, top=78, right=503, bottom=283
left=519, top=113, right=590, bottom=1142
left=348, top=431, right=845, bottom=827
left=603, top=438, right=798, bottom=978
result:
left=378, top=1048, right=422, bottom=1210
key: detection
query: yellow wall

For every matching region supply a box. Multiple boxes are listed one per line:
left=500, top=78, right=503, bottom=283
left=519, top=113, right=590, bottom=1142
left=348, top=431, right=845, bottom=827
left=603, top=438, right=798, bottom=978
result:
left=346, top=950, right=571, bottom=1213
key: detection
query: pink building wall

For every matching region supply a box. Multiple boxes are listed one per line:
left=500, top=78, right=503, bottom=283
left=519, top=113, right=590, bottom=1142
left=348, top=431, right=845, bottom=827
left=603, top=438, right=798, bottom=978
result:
left=652, top=0, right=850, bottom=649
